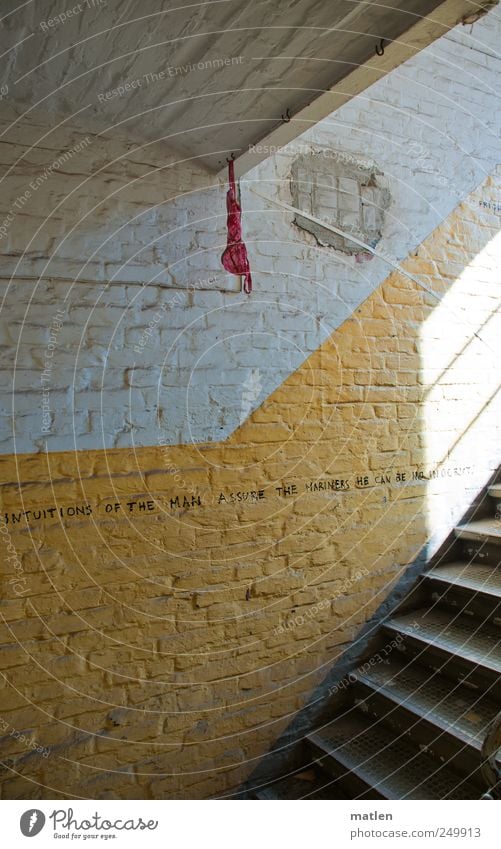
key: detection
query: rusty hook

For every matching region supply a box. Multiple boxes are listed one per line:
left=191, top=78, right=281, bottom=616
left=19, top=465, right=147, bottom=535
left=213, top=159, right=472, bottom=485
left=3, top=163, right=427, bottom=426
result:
left=226, top=152, right=235, bottom=163
left=282, top=108, right=291, bottom=123
left=375, top=39, right=385, bottom=56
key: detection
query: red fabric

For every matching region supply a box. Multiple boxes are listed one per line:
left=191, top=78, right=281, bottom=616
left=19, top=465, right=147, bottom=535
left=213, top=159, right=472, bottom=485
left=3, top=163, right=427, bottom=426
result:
left=221, top=159, right=252, bottom=293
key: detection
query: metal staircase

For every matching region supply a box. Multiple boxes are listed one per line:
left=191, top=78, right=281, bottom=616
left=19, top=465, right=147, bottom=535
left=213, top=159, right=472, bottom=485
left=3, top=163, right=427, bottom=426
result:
left=253, top=478, right=501, bottom=800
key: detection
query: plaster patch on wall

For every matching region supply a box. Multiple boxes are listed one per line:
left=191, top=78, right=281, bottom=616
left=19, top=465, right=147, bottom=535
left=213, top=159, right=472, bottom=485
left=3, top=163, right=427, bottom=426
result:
left=290, top=149, right=391, bottom=255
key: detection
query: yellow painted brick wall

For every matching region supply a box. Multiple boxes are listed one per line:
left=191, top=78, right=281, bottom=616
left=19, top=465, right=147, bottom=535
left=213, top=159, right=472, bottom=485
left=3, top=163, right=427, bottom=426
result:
left=0, top=176, right=500, bottom=799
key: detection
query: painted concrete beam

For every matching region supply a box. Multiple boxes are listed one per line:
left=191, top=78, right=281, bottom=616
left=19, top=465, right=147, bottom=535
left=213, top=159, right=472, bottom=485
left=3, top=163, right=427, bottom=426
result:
left=220, top=0, right=494, bottom=180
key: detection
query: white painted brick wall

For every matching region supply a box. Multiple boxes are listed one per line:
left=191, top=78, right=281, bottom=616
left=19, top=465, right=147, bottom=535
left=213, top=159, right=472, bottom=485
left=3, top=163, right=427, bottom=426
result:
left=0, top=13, right=499, bottom=454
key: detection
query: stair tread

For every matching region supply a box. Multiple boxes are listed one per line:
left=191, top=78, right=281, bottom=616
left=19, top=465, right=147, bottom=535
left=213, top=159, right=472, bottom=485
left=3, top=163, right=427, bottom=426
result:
left=488, top=484, right=501, bottom=499
left=308, top=713, right=478, bottom=799
left=253, top=772, right=339, bottom=799
left=454, top=519, right=501, bottom=543
left=427, top=561, right=501, bottom=599
left=384, top=609, right=501, bottom=674
left=355, top=656, right=499, bottom=750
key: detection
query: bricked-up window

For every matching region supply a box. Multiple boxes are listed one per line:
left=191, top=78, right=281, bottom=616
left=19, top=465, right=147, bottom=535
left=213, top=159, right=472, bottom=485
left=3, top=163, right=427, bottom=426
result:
left=290, top=149, right=391, bottom=254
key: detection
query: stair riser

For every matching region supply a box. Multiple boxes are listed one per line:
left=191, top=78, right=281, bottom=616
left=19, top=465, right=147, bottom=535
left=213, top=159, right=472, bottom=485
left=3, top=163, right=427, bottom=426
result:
left=306, top=741, right=385, bottom=800
left=488, top=493, right=501, bottom=514
left=250, top=763, right=346, bottom=800
left=382, top=630, right=501, bottom=699
left=352, top=684, right=486, bottom=788
left=461, top=540, right=501, bottom=565
left=426, top=582, right=501, bottom=624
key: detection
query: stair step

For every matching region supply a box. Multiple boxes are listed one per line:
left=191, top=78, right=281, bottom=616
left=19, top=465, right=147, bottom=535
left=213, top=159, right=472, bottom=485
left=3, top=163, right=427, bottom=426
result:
left=383, top=609, right=501, bottom=687
left=427, top=562, right=501, bottom=600
left=354, top=655, right=499, bottom=754
left=307, top=714, right=478, bottom=799
left=455, top=519, right=501, bottom=545
left=488, top=484, right=501, bottom=500
left=253, top=771, right=341, bottom=800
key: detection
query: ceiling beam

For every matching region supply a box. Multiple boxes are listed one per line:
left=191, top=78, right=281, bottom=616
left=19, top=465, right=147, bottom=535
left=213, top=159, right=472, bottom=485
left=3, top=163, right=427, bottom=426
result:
left=221, top=0, right=493, bottom=180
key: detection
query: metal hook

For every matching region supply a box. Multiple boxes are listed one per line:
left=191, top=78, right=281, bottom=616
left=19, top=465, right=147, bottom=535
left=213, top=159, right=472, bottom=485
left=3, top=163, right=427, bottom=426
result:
left=226, top=152, right=235, bottom=163
left=375, top=39, right=385, bottom=56
left=282, top=108, right=291, bottom=123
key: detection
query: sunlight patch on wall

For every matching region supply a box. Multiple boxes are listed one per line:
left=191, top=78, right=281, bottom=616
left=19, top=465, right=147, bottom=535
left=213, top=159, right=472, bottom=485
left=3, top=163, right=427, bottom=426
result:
left=420, top=229, right=501, bottom=551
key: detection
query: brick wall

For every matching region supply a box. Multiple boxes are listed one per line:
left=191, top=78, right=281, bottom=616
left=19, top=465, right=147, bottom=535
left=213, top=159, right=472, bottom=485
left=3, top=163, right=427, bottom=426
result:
left=1, top=173, right=500, bottom=798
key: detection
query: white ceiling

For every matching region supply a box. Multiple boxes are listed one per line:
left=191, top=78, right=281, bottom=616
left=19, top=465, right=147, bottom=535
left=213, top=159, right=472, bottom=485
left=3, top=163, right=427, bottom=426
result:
left=1, top=0, right=450, bottom=170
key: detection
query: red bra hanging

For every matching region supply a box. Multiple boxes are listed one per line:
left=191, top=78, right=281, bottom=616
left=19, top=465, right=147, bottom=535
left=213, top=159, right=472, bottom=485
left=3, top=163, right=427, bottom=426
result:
left=221, top=158, right=252, bottom=294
